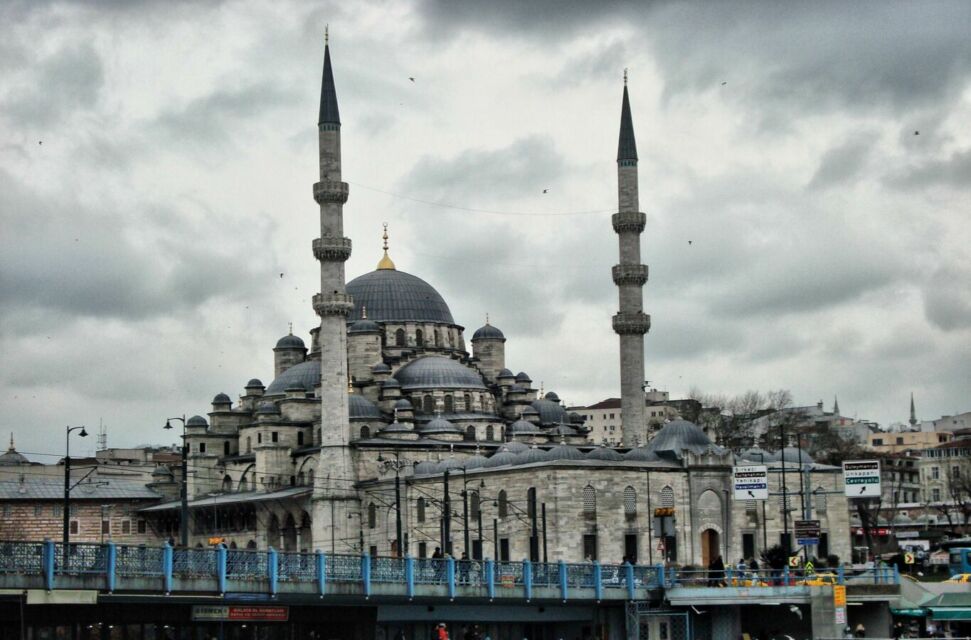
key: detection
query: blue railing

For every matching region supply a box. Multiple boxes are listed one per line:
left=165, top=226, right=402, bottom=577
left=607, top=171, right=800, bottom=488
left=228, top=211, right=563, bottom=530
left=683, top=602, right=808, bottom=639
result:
left=0, top=540, right=666, bottom=600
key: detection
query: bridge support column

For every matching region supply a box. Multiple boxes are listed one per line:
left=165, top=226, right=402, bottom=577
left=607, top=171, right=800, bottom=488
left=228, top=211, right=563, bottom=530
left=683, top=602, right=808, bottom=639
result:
left=594, top=561, right=603, bottom=601
left=524, top=560, right=532, bottom=601
left=484, top=559, right=495, bottom=600
left=656, top=563, right=665, bottom=588
left=810, top=586, right=841, bottom=640
left=362, top=554, right=371, bottom=598
left=625, top=563, right=634, bottom=600
left=446, top=556, right=455, bottom=600
left=43, top=539, right=55, bottom=591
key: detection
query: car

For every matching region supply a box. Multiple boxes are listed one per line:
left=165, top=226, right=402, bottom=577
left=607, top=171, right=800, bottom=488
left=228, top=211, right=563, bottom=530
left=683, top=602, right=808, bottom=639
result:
left=945, top=573, right=971, bottom=583
left=799, top=572, right=839, bottom=586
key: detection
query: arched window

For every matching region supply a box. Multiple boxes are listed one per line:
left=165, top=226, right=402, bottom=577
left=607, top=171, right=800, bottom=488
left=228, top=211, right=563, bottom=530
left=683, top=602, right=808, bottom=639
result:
left=444, top=395, right=454, bottom=413
left=297, top=472, right=305, bottom=486
left=623, top=486, right=636, bottom=517
left=239, top=476, right=249, bottom=492
left=464, top=394, right=472, bottom=411
left=497, top=490, right=508, bottom=518
left=367, top=503, right=376, bottom=529
left=447, top=331, right=454, bottom=347
left=583, top=485, right=596, bottom=519
left=486, top=425, right=494, bottom=441
left=222, top=475, right=232, bottom=492
left=417, top=497, right=426, bottom=523
left=470, top=492, right=480, bottom=518
left=661, top=486, right=675, bottom=508
left=415, top=329, right=424, bottom=347
left=527, top=487, right=537, bottom=519
left=360, top=425, right=371, bottom=440
left=395, top=328, right=405, bottom=347
left=223, top=441, right=230, bottom=456
left=434, top=330, right=441, bottom=347
left=465, top=425, right=476, bottom=441
left=297, top=431, right=304, bottom=446
left=246, top=437, right=252, bottom=454
left=815, top=487, right=827, bottom=513
left=423, top=395, right=435, bottom=414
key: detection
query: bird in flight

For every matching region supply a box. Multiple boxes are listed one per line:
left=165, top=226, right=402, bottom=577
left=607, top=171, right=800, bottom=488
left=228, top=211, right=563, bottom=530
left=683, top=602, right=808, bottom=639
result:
left=688, top=240, right=693, bottom=245
left=542, top=188, right=549, bottom=194
left=914, top=130, right=919, bottom=135
left=409, top=77, right=415, bottom=82
left=721, top=81, right=727, bottom=86
left=279, top=273, right=284, bottom=278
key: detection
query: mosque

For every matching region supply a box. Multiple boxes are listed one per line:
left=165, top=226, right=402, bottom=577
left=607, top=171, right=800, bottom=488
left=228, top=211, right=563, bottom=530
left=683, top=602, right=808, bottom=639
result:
left=144, top=40, right=851, bottom=569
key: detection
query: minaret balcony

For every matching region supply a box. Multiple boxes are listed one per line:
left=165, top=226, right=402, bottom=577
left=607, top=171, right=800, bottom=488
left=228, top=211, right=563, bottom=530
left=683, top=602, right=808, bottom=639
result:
left=313, top=180, right=350, bottom=205
left=313, top=292, right=355, bottom=317
left=612, top=264, right=648, bottom=286
left=313, top=236, right=352, bottom=262
left=612, top=211, right=646, bottom=234
left=612, top=311, right=651, bottom=335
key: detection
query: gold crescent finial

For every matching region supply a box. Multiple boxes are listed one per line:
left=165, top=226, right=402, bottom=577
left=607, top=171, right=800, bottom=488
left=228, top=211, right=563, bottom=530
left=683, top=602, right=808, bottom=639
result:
left=325, top=24, right=329, bottom=46
left=377, top=222, right=396, bottom=270
left=288, top=321, right=293, bottom=335
left=623, top=68, right=628, bottom=86
left=486, top=312, right=490, bottom=325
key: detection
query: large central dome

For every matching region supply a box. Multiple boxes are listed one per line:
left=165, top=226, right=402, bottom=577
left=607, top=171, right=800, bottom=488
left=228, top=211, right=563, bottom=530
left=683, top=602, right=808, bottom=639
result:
left=346, top=269, right=454, bottom=324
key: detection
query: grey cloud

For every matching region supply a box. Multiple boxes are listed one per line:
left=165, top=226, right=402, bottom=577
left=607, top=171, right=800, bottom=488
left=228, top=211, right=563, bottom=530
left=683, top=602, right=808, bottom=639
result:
left=922, top=264, right=971, bottom=331
left=887, top=148, right=971, bottom=190
left=807, top=132, right=878, bottom=190
left=1, top=43, right=103, bottom=127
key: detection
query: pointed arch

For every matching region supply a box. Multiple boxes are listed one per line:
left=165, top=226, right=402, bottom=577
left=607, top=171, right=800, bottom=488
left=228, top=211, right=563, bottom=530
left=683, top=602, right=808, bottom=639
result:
left=583, top=485, right=597, bottom=519
left=367, top=502, right=377, bottom=529
left=416, top=497, right=426, bottom=523
left=497, top=490, right=508, bottom=518
left=623, top=486, right=636, bottom=517
left=660, top=486, right=675, bottom=508
left=415, top=329, right=424, bottom=347
left=395, top=328, right=405, bottom=347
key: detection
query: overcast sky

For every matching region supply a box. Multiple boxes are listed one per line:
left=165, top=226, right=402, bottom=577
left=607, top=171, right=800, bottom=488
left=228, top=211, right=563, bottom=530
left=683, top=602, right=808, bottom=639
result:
left=2, top=1, right=970, bottom=461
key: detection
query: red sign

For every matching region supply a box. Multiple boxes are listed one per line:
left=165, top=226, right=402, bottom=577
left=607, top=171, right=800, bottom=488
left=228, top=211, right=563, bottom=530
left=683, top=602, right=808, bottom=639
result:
left=192, top=606, right=289, bottom=622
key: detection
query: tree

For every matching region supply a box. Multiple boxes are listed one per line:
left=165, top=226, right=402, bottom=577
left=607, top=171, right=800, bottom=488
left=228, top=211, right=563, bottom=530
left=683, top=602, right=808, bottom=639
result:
left=808, top=423, right=868, bottom=466
left=686, top=388, right=795, bottom=450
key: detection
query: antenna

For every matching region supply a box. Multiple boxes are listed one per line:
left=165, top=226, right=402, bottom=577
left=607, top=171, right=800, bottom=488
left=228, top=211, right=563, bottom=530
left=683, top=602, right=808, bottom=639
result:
left=97, top=419, right=107, bottom=451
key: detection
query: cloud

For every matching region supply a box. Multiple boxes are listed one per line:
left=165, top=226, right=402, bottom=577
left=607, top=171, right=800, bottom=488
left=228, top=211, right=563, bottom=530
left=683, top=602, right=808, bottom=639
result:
left=1, top=43, right=104, bottom=127
left=808, top=132, right=878, bottom=190
left=922, top=264, right=971, bottom=331
left=887, top=148, right=971, bottom=190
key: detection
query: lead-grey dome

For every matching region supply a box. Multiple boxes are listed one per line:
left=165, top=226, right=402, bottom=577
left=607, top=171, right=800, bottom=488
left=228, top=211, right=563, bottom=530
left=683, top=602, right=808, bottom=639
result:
left=483, top=449, right=518, bottom=468
left=395, top=356, right=486, bottom=391
left=212, top=392, right=231, bottom=404
left=414, top=460, right=439, bottom=475
left=624, top=447, right=661, bottom=462
left=372, top=362, right=392, bottom=374
left=544, top=391, right=560, bottom=402
left=472, top=323, right=505, bottom=341
left=547, top=443, right=584, bottom=461
left=417, top=416, right=463, bottom=435
left=647, top=419, right=715, bottom=457
left=516, top=446, right=552, bottom=465
left=498, top=369, right=515, bottom=379
left=774, top=447, right=814, bottom=465
left=739, top=446, right=769, bottom=463
left=265, top=360, right=319, bottom=395
left=586, top=446, right=624, bottom=461
left=394, top=398, right=413, bottom=409
left=509, top=419, right=543, bottom=434
left=187, top=415, right=208, bottom=427
left=378, top=420, right=412, bottom=435
left=349, top=394, right=384, bottom=419
left=501, top=441, right=529, bottom=453
left=349, top=318, right=381, bottom=334
left=530, top=398, right=568, bottom=425
left=245, top=379, right=264, bottom=388
left=275, top=334, right=305, bottom=349
left=515, top=371, right=531, bottom=383
left=346, top=269, right=455, bottom=324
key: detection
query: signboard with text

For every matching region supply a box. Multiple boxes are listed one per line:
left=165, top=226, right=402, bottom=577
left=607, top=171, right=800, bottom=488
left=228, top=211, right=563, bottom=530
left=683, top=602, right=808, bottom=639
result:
left=733, top=465, right=769, bottom=500
left=834, top=585, right=847, bottom=625
left=842, top=460, right=881, bottom=497
left=795, top=519, right=821, bottom=545
left=192, top=606, right=289, bottom=622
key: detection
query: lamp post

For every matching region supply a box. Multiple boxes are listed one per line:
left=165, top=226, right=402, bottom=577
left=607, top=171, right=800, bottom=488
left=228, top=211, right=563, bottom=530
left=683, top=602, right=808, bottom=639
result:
left=377, top=452, right=409, bottom=556
left=63, top=425, right=88, bottom=563
left=779, top=421, right=790, bottom=556
left=163, top=415, right=188, bottom=547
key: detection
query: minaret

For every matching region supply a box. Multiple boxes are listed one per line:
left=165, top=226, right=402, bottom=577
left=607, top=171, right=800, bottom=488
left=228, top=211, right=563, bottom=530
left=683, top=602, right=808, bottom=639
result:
left=612, top=70, right=650, bottom=447
left=833, top=396, right=840, bottom=416
left=310, top=30, right=358, bottom=552
left=909, top=393, right=917, bottom=428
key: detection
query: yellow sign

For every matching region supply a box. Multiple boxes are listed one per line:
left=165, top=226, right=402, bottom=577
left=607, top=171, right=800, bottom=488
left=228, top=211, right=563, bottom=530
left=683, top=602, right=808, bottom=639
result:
left=833, top=585, right=847, bottom=607
left=789, top=555, right=800, bottom=568
left=654, top=507, right=675, bottom=517
left=904, top=552, right=915, bottom=565
left=208, top=536, right=226, bottom=545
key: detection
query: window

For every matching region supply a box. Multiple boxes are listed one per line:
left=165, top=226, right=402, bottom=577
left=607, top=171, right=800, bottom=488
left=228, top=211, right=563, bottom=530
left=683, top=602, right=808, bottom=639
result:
left=257, top=433, right=262, bottom=444
left=464, top=394, right=472, bottom=410
left=418, top=542, right=427, bottom=558
left=297, top=432, right=304, bottom=446
left=623, top=486, right=636, bottom=518
left=271, top=432, right=279, bottom=443
left=415, top=329, right=424, bottom=346
left=527, top=487, right=537, bottom=519
left=223, top=441, right=230, bottom=456
left=872, top=438, right=883, bottom=446
left=395, top=328, right=406, bottom=346
left=816, top=487, right=827, bottom=513
left=497, top=490, right=508, bottom=518
left=444, top=396, right=454, bottom=413
left=360, top=426, right=370, bottom=440
left=470, top=492, right=480, bottom=519
left=932, top=466, right=940, bottom=480
left=137, top=520, right=147, bottom=534
left=367, top=503, right=376, bottom=529
left=246, top=437, right=252, bottom=453
left=583, top=534, right=598, bottom=561
left=222, top=475, right=232, bottom=492
left=932, top=488, right=941, bottom=501
left=416, top=497, right=426, bottom=523
left=34, top=505, right=42, bottom=517
left=583, top=485, right=596, bottom=519
left=499, top=538, right=510, bottom=561
left=779, top=532, right=792, bottom=553
left=819, top=532, right=830, bottom=558
left=742, top=533, right=755, bottom=560
left=52, top=505, right=62, bottom=517
left=434, top=330, right=441, bottom=347
left=423, top=395, right=435, bottom=414
left=70, top=520, right=79, bottom=535
left=369, top=545, right=378, bottom=557
left=465, top=425, right=475, bottom=441
left=102, top=520, right=110, bottom=534
left=122, top=520, right=131, bottom=534
left=624, top=534, right=638, bottom=563
left=486, top=425, right=494, bottom=441
left=660, top=486, right=675, bottom=508
left=199, top=442, right=207, bottom=453
left=896, top=437, right=904, bottom=445
left=952, top=466, right=961, bottom=478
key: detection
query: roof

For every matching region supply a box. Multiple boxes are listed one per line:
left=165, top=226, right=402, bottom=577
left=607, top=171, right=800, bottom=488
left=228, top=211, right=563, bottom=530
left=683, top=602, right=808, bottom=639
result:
left=141, top=486, right=311, bottom=512
left=395, top=356, right=487, bottom=391
left=530, top=398, right=568, bottom=426
left=583, top=398, right=623, bottom=410
left=275, top=334, right=306, bottom=350
left=472, top=323, right=505, bottom=341
left=265, top=360, right=319, bottom=395
left=648, top=419, right=718, bottom=459
left=346, top=269, right=454, bottom=324
left=617, top=85, right=638, bottom=162
left=0, top=478, right=162, bottom=501
left=349, top=394, right=384, bottom=419
left=318, top=44, right=340, bottom=126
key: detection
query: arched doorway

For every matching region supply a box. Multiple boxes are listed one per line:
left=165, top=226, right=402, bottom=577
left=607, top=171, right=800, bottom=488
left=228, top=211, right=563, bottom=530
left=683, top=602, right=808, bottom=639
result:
left=701, top=528, right=720, bottom=568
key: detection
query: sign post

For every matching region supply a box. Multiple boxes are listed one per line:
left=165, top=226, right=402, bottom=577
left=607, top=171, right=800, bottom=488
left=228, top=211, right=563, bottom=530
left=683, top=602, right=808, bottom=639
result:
left=833, top=585, right=847, bottom=624
left=842, top=460, right=881, bottom=497
left=733, top=465, right=769, bottom=500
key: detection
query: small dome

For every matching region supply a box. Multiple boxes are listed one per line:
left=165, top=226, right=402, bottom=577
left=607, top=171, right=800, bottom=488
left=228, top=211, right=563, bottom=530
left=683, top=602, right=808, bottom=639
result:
left=515, top=371, right=531, bottom=383
left=414, top=460, right=439, bottom=475
left=740, top=446, right=769, bottom=463
left=547, top=424, right=577, bottom=436
left=483, top=449, right=518, bottom=468
left=775, top=447, right=815, bottom=465
left=372, top=362, right=392, bottom=374
left=521, top=407, right=539, bottom=416
left=0, top=443, right=29, bottom=466
left=463, top=454, right=489, bottom=470
left=438, top=457, right=466, bottom=471
left=530, top=398, right=568, bottom=425
left=349, top=318, right=381, bottom=334
left=275, top=334, right=306, bottom=350
left=349, top=394, right=384, bottom=419
left=394, top=398, right=413, bottom=409
left=516, top=446, right=552, bottom=465
left=586, top=446, right=624, bottom=461
left=509, top=419, right=543, bottom=434
left=186, top=415, right=208, bottom=428
left=256, top=401, right=280, bottom=415
left=472, top=324, right=505, bottom=341
left=648, top=419, right=715, bottom=458
left=544, top=391, right=560, bottom=402
left=378, top=420, right=412, bottom=434
left=246, top=379, right=264, bottom=388
left=395, top=356, right=487, bottom=391
left=624, top=447, right=661, bottom=462
left=547, top=443, right=584, bottom=461
left=418, top=416, right=462, bottom=435
left=501, top=441, right=529, bottom=453
left=497, top=368, right=515, bottom=379
left=212, top=392, right=231, bottom=405
left=382, top=378, right=401, bottom=389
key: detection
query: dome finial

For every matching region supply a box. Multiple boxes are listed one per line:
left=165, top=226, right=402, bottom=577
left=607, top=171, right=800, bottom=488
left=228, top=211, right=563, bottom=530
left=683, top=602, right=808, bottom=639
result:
left=8, top=433, right=13, bottom=451
left=361, top=305, right=368, bottom=320
left=288, top=321, right=293, bottom=336
left=377, top=222, right=396, bottom=270
left=485, top=312, right=490, bottom=325
left=623, top=67, right=628, bottom=86
left=325, top=24, right=329, bottom=46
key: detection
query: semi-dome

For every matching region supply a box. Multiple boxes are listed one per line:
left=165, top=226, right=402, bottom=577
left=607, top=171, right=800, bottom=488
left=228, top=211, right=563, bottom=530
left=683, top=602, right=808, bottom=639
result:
left=395, top=356, right=487, bottom=391
left=624, top=447, right=661, bottom=462
left=516, top=446, right=552, bottom=465
left=349, top=318, right=381, bottom=334
left=472, top=323, right=505, bottom=341
left=346, top=269, right=455, bottom=324
left=501, top=441, right=529, bottom=453
left=509, top=419, right=543, bottom=434
left=349, top=394, right=384, bottom=420
left=544, top=391, right=560, bottom=402
left=417, top=416, right=463, bottom=435
left=648, top=419, right=715, bottom=457
left=256, top=401, right=280, bottom=415
left=275, top=334, right=306, bottom=349
left=212, top=392, right=231, bottom=404
left=265, top=360, right=319, bottom=395
left=586, top=446, right=624, bottom=461
left=187, top=415, right=208, bottom=427
left=483, top=449, right=518, bottom=468
left=774, top=447, right=815, bottom=465
left=547, top=443, right=584, bottom=461
left=530, top=398, right=568, bottom=425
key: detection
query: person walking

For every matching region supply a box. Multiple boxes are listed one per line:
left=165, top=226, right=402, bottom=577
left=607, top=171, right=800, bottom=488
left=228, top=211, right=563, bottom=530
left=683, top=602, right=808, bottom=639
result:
left=437, top=623, right=449, bottom=640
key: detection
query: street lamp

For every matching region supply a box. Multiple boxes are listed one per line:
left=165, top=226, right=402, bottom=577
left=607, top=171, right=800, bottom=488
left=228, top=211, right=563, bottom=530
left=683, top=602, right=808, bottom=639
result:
left=63, top=425, right=88, bottom=561
left=377, top=452, right=409, bottom=557
left=163, top=415, right=189, bottom=547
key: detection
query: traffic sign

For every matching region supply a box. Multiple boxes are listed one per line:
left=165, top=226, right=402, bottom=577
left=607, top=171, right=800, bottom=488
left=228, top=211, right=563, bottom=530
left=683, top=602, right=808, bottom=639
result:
left=789, top=555, right=800, bottom=568
left=797, top=538, right=819, bottom=546
left=733, top=465, right=769, bottom=500
left=842, top=460, right=882, bottom=497
left=795, top=519, right=821, bottom=537
left=904, top=552, right=915, bottom=565
left=833, top=585, right=846, bottom=607
left=835, top=607, right=846, bottom=624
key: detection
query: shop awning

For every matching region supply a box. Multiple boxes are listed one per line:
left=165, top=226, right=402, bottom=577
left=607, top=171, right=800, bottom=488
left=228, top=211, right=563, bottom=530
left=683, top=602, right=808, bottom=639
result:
left=923, top=593, right=971, bottom=621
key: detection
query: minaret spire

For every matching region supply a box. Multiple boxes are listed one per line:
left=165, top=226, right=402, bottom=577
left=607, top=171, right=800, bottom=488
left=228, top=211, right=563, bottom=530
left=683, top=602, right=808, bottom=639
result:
left=612, top=72, right=650, bottom=447
left=909, top=392, right=917, bottom=428
left=318, top=29, right=340, bottom=126
left=377, top=222, right=396, bottom=270
left=833, top=395, right=840, bottom=416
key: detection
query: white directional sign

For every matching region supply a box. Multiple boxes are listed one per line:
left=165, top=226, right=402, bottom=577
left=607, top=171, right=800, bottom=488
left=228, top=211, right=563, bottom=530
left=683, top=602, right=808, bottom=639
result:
left=843, top=460, right=882, bottom=497
left=733, top=465, right=769, bottom=500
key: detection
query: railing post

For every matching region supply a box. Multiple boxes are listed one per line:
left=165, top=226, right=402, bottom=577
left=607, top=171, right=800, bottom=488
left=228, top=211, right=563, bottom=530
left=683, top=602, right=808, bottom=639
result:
left=726, top=566, right=733, bottom=585
left=405, top=556, right=415, bottom=599
left=361, top=554, right=371, bottom=598
left=163, top=543, right=173, bottom=594
left=267, top=547, right=278, bottom=596
left=43, top=539, right=55, bottom=591
left=593, top=561, right=603, bottom=602
left=485, top=558, right=495, bottom=600
left=837, top=564, right=845, bottom=585
left=316, top=551, right=326, bottom=596
left=783, top=565, right=790, bottom=586
left=217, top=544, right=227, bottom=595
left=559, top=561, right=568, bottom=602
left=446, top=556, right=456, bottom=600
left=625, top=563, right=635, bottom=600
left=106, top=542, right=117, bottom=593
left=892, top=564, right=900, bottom=584
left=523, top=560, right=532, bottom=601
left=656, top=563, right=665, bottom=589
